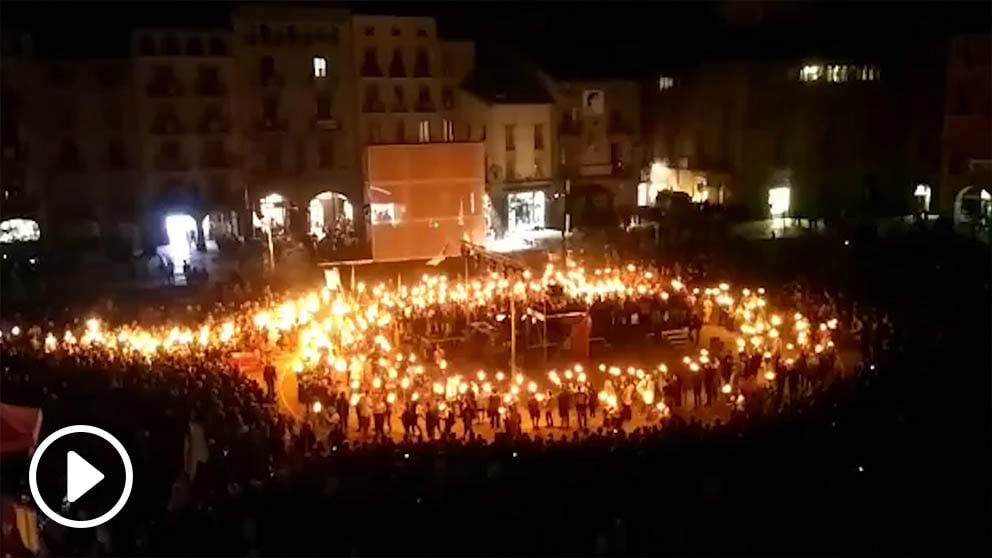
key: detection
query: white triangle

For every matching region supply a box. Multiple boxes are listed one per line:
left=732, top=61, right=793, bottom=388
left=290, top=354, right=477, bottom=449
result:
left=66, top=451, right=105, bottom=503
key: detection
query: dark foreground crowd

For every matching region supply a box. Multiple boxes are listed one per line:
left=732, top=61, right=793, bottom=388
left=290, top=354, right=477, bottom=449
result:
left=1, top=232, right=989, bottom=557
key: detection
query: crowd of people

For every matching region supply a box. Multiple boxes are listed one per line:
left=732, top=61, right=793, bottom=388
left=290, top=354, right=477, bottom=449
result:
left=0, top=226, right=987, bottom=556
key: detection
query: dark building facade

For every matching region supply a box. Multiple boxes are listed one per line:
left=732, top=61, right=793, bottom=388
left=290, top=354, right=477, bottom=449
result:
left=940, top=33, right=991, bottom=225
left=644, top=51, right=947, bottom=221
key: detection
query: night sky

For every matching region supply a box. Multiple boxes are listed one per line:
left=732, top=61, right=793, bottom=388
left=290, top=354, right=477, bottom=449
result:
left=3, top=1, right=989, bottom=77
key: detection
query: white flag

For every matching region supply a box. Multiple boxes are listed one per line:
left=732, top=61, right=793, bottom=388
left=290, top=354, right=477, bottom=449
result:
left=427, top=255, right=445, bottom=266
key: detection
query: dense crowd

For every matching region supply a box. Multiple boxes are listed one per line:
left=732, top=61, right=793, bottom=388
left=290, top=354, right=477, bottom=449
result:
left=1, top=229, right=988, bottom=556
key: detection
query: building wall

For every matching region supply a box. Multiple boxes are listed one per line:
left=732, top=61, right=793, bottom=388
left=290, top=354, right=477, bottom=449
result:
left=544, top=76, right=643, bottom=209
left=366, top=142, right=485, bottom=261
left=132, top=30, right=242, bottom=245
left=1, top=40, right=142, bottom=252
left=352, top=14, right=444, bottom=148
left=644, top=57, right=939, bottom=219
left=232, top=7, right=360, bottom=238
left=484, top=103, right=556, bottom=184
left=1, top=32, right=45, bottom=228
left=940, top=33, right=992, bottom=215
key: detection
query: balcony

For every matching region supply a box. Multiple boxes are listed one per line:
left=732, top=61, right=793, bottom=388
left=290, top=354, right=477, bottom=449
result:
left=146, top=81, right=183, bottom=98
left=196, top=82, right=228, bottom=97
left=389, top=59, right=407, bottom=78
left=256, top=118, right=288, bottom=132
left=413, top=60, right=431, bottom=78
left=391, top=101, right=409, bottom=113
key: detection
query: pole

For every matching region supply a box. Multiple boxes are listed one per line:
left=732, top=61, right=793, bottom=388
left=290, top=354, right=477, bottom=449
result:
left=510, top=298, right=518, bottom=373
left=350, top=264, right=356, bottom=291
left=562, top=178, right=571, bottom=262
left=543, top=299, right=548, bottom=363
left=266, top=222, right=275, bottom=271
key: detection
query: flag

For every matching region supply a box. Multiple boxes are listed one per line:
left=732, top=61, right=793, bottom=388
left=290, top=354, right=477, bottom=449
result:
left=427, top=245, right=447, bottom=266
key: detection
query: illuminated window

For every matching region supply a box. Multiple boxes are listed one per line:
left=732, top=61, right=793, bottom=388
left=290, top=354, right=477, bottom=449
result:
left=371, top=203, right=398, bottom=224
left=658, top=76, right=674, bottom=91
left=768, top=187, right=791, bottom=217
left=313, top=56, right=327, bottom=78
left=800, top=64, right=823, bottom=82
left=443, top=119, right=454, bottom=142
left=0, top=218, right=41, bottom=243
left=802, top=63, right=878, bottom=83
left=418, top=120, right=430, bottom=142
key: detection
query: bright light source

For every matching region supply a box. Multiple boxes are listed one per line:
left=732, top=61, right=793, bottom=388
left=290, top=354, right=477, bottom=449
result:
left=313, top=56, right=327, bottom=78
left=0, top=218, right=41, bottom=244
left=649, top=160, right=670, bottom=186
left=164, top=214, right=197, bottom=263
left=258, top=193, right=287, bottom=231
left=768, top=187, right=791, bottom=217
left=914, top=183, right=932, bottom=213
left=638, top=160, right=672, bottom=206
left=507, top=190, right=546, bottom=233
left=800, top=64, right=823, bottom=82
left=658, top=76, right=674, bottom=91
left=981, top=189, right=991, bottom=201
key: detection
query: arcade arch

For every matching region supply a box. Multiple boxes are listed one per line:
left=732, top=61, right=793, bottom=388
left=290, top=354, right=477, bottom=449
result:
left=307, top=191, right=354, bottom=240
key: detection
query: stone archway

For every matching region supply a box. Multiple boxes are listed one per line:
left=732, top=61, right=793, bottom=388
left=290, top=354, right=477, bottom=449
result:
left=953, top=185, right=992, bottom=225
left=306, top=191, right=354, bottom=240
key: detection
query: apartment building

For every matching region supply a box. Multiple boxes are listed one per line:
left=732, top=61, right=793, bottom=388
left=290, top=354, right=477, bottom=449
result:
left=232, top=7, right=360, bottom=243
left=642, top=55, right=947, bottom=219
left=940, top=33, right=992, bottom=225
left=1, top=28, right=141, bottom=256
left=2, top=7, right=480, bottom=259
left=458, top=61, right=559, bottom=237
left=132, top=29, right=241, bottom=249
left=542, top=75, right=643, bottom=212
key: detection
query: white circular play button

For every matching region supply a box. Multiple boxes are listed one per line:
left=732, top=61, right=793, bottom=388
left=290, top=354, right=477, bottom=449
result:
left=28, top=425, right=134, bottom=529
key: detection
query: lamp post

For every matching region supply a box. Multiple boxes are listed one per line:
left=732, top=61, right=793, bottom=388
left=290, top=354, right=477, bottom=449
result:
left=562, top=178, right=571, bottom=262
left=265, top=218, right=275, bottom=271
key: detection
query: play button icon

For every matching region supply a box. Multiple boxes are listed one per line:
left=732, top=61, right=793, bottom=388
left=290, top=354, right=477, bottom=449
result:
left=29, top=425, right=134, bottom=529
left=65, top=451, right=105, bottom=503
